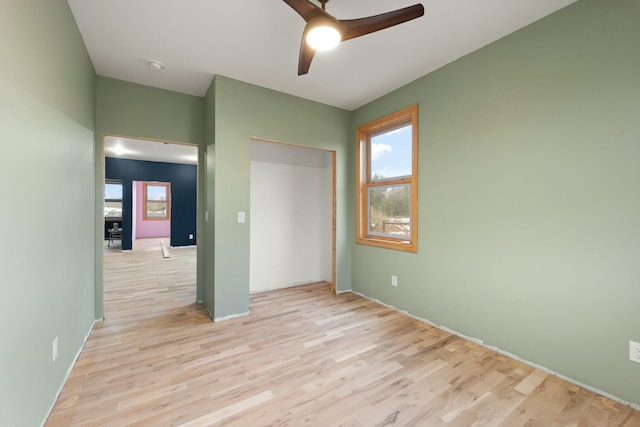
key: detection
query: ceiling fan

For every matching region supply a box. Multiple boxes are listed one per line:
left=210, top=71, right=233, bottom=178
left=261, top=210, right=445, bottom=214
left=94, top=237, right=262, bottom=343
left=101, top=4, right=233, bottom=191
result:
left=282, top=0, right=425, bottom=75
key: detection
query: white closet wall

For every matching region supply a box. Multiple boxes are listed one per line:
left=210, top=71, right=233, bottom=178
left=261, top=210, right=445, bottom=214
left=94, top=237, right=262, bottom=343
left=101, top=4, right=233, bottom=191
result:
left=250, top=141, right=332, bottom=293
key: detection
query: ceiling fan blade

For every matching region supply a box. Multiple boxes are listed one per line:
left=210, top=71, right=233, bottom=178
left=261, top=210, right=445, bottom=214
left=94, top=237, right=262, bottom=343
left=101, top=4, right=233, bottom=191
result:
left=298, top=30, right=316, bottom=75
left=282, top=0, right=325, bottom=22
left=339, top=4, right=424, bottom=41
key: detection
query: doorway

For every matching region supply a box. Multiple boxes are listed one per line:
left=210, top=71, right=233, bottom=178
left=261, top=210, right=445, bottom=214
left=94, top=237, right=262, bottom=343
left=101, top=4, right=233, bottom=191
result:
left=101, top=135, right=199, bottom=317
left=131, top=180, right=171, bottom=251
left=249, top=140, right=336, bottom=293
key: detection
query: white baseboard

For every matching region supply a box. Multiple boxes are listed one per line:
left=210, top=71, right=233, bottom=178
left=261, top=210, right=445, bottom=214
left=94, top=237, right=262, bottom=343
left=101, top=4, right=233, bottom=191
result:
left=215, top=311, right=250, bottom=322
left=203, top=303, right=214, bottom=322
left=348, top=290, right=640, bottom=412
left=250, top=281, right=330, bottom=295
left=41, top=319, right=96, bottom=427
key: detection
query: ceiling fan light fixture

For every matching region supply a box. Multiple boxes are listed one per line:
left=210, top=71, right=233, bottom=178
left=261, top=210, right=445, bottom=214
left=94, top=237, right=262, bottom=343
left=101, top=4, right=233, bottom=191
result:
left=306, top=19, right=341, bottom=51
left=285, top=0, right=424, bottom=75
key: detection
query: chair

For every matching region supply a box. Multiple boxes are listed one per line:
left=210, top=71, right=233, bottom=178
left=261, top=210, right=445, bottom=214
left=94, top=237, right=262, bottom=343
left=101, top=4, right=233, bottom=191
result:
left=108, top=222, right=123, bottom=247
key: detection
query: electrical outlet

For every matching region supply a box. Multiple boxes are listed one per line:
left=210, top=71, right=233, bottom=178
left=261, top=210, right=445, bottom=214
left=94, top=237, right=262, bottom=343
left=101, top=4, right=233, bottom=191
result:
left=237, top=211, right=245, bottom=223
left=391, top=275, right=398, bottom=287
left=52, top=336, right=58, bottom=362
left=189, top=234, right=194, bottom=240
left=630, top=340, right=640, bottom=364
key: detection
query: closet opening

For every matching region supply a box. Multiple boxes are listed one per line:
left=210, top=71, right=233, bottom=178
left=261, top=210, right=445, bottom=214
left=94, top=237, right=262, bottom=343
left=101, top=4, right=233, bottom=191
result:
left=249, top=139, right=336, bottom=294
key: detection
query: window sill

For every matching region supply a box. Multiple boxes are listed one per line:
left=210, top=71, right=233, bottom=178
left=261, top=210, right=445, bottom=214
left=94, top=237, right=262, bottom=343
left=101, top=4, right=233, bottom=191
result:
left=356, top=237, right=417, bottom=253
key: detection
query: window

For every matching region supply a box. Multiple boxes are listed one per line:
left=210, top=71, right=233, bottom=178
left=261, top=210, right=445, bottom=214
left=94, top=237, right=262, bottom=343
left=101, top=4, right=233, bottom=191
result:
left=143, top=182, right=171, bottom=220
left=104, top=180, right=123, bottom=218
left=356, top=105, right=418, bottom=252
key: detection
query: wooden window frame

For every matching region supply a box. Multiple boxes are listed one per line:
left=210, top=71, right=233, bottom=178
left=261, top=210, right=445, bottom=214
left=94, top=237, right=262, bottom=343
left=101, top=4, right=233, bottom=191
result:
left=143, top=181, right=171, bottom=221
left=356, top=105, right=418, bottom=253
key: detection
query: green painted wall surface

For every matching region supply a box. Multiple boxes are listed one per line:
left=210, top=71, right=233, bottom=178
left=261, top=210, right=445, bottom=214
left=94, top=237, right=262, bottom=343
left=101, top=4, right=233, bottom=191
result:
left=351, top=0, right=640, bottom=405
left=211, top=76, right=351, bottom=318
left=94, top=77, right=205, bottom=318
left=96, top=76, right=204, bottom=145
left=203, top=80, right=216, bottom=315
left=0, top=1, right=96, bottom=425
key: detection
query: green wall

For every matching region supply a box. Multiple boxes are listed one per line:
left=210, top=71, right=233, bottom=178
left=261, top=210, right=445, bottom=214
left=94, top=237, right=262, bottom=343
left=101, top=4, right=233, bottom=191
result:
left=95, top=77, right=205, bottom=317
left=3, top=1, right=637, bottom=424
left=0, top=1, right=96, bottom=425
left=207, top=76, right=351, bottom=319
left=96, top=77, right=204, bottom=145
left=202, top=80, right=216, bottom=314
left=351, top=0, right=640, bottom=406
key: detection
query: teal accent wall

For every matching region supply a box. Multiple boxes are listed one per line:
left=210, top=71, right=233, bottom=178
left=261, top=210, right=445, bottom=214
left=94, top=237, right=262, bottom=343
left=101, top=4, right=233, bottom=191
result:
left=206, top=76, right=351, bottom=319
left=351, top=0, right=640, bottom=405
left=95, top=77, right=205, bottom=316
left=0, top=1, right=96, bottom=425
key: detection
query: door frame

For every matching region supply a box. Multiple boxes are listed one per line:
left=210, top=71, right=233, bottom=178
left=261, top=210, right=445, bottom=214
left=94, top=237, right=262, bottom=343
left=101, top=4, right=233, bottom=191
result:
left=97, top=133, right=202, bottom=318
left=249, top=137, right=337, bottom=293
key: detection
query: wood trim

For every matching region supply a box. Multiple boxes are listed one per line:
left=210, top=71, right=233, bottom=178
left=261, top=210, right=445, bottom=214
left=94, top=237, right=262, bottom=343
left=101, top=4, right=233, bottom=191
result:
left=99, top=133, right=200, bottom=320
left=355, top=104, right=418, bottom=253
left=249, top=136, right=334, bottom=154
left=103, top=133, right=199, bottom=149
left=142, top=181, right=171, bottom=221
left=331, top=150, right=337, bottom=294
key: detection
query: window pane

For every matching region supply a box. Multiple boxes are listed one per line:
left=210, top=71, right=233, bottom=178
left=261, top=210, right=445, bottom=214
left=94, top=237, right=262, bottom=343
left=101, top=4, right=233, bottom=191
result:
left=144, top=182, right=170, bottom=220
left=104, top=182, right=122, bottom=217
left=146, top=201, right=168, bottom=218
left=146, top=185, right=167, bottom=201
left=370, top=124, right=412, bottom=181
left=104, top=201, right=122, bottom=217
left=105, top=183, right=122, bottom=200
left=356, top=104, right=417, bottom=252
left=368, top=184, right=411, bottom=236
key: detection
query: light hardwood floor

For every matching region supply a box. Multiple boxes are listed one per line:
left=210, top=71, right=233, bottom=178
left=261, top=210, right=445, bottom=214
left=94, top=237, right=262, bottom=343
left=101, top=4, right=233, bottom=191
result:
left=46, top=246, right=640, bottom=426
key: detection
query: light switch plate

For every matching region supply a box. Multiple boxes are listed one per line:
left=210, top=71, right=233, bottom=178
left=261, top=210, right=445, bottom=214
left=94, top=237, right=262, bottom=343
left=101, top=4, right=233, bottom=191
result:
left=52, top=336, right=58, bottom=362
left=630, top=340, right=640, bottom=363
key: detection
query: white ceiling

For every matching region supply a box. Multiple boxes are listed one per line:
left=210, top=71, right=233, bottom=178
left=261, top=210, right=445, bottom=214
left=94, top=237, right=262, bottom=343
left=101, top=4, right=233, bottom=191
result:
left=68, top=0, right=577, bottom=111
left=105, top=136, right=198, bottom=165
left=105, top=136, right=331, bottom=168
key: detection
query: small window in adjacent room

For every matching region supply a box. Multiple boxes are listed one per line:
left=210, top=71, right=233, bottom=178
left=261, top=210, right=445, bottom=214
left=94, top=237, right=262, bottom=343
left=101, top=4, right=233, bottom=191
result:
left=356, top=105, right=418, bottom=252
left=143, top=182, right=171, bottom=220
left=104, top=180, right=123, bottom=217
